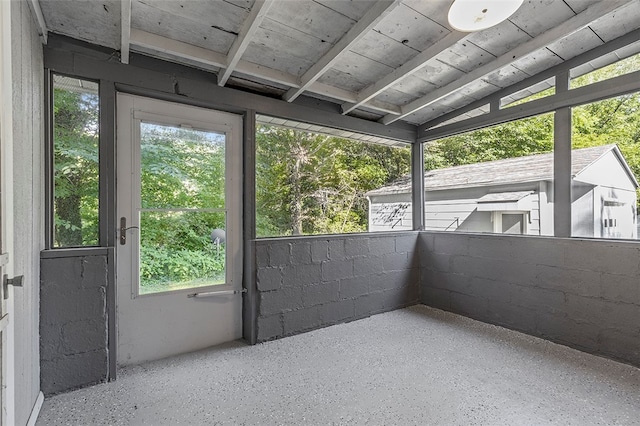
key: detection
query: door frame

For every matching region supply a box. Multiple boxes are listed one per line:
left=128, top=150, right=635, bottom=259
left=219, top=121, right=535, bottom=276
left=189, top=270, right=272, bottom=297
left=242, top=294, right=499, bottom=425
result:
left=0, top=0, right=14, bottom=423
left=115, top=93, right=244, bottom=366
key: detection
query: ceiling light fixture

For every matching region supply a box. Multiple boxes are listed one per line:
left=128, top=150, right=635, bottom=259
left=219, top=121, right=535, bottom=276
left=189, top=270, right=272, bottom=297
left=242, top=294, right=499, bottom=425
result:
left=448, top=0, right=524, bottom=32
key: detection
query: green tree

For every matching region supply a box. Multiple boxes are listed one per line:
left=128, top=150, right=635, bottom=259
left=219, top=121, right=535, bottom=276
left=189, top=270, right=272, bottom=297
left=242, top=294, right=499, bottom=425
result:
left=256, top=126, right=410, bottom=237
left=53, top=88, right=99, bottom=247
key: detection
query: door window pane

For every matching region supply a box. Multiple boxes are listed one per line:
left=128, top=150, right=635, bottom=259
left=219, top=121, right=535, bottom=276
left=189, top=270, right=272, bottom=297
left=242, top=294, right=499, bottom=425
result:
left=138, top=123, right=228, bottom=294
left=140, top=123, right=225, bottom=210
left=139, top=211, right=226, bottom=295
left=52, top=75, right=99, bottom=247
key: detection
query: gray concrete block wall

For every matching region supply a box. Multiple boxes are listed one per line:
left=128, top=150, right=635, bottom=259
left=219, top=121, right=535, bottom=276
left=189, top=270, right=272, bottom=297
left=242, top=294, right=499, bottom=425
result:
left=255, top=233, right=420, bottom=342
left=40, top=253, right=109, bottom=395
left=419, top=232, right=640, bottom=367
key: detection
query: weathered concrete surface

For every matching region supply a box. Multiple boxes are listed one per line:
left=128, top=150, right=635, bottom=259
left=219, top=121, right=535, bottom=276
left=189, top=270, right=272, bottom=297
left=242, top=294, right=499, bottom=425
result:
left=419, top=232, right=640, bottom=367
left=40, top=254, right=109, bottom=395
left=255, top=232, right=420, bottom=342
left=36, top=306, right=640, bottom=425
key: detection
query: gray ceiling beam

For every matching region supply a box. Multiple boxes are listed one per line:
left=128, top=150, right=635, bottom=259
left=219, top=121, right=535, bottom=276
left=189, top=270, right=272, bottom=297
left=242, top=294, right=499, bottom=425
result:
left=418, top=69, right=640, bottom=142
left=120, top=0, right=132, bottom=64
left=44, top=35, right=417, bottom=143
left=26, top=0, right=48, bottom=43
left=381, top=0, right=635, bottom=125
left=129, top=29, right=400, bottom=115
left=341, top=31, right=467, bottom=115
left=218, top=0, right=274, bottom=87
left=282, top=0, right=401, bottom=103
left=418, top=27, right=640, bottom=134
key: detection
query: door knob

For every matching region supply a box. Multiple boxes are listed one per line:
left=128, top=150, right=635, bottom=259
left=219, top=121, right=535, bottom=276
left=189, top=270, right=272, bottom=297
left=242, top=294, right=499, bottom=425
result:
left=3, top=274, right=23, bottom=300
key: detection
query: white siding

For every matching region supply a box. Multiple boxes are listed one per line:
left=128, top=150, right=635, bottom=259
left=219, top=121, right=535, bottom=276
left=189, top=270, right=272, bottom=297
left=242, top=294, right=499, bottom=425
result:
left=8, top=1, right=44, bottom=424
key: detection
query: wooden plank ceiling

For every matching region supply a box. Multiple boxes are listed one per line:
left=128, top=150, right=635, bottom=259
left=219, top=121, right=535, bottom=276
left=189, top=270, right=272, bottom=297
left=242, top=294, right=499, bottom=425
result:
left=37, top=0, right=640, bottom=128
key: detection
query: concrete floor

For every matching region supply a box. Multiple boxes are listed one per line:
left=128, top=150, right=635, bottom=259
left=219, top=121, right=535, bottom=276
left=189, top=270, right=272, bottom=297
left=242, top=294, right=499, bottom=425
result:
left=37, top=305, right=640, bottom=425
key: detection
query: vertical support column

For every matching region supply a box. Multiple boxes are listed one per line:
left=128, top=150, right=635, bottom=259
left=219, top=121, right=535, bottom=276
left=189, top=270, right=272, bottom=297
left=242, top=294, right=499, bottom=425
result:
left=99, top=80, right=117, bottom=380
left=242, top=110, right=258, bottom=344
left=412, top=141, right=425, bottom=230
left=554, top=71, right=571, bottom=237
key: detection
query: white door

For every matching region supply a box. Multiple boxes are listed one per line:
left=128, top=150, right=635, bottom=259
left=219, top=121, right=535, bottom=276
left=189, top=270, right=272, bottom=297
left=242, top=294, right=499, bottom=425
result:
left=116, top=94, right=243, bottom=366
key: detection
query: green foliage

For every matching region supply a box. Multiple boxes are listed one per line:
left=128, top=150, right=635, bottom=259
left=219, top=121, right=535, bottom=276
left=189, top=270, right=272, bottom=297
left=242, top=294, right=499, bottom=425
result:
left=53, top=87, right=100, bottom=247
left=255, top=126, right=411, bottom=237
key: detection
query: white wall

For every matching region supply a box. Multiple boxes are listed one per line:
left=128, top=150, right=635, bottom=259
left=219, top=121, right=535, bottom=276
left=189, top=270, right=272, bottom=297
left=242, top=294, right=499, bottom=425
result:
left=9, top=1, right=44, bottom=424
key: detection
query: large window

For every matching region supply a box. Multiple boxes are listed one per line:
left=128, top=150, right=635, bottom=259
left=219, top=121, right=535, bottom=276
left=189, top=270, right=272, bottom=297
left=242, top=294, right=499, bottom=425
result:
left=571, top=91, right=640, bottom=240
left=569, top=51, right=640, bottom=240
left=423, top=114, right=554, bottom=236
left=52, top=75, right=100, bottom=247
left=255, top=121, right=411, bottom=238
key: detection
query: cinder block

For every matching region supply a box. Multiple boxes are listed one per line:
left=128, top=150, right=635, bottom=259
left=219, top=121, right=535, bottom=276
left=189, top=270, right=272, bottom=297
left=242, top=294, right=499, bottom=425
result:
left=369, top=237, right=395, bottom=256
left=311, top=240, right=329, bottom=263
left=535, top=265, right=600, bottom=298
left=291, top=242, right=312, bottom=265
left=75, top=287, right=107, bottom=322
left=62, top=319, right=107, bottom=355
left=302, top=281, right=339, bottom=307
left=40, top=349, right=107, bottom=396
left=421, top=286, right=450, bottom=310
left=283, top=306, right=321, bottom=334
left=513, top=285, right=566, bottom=315
left=353, top=255, right=384, bottom=277
left=598, top=300, right=640, bottom=334
left=345, top=238, right=369, bottom=257
left=328, top=239, right=346, bottom=260
left=486, top=299, right=536, bottom=334
left=510, top=237, right=566, bottom=267
left=269, top=243, right=291, bottom=267
left=468, top=236, right=513, bottom=260
left=427, top=271, right=471, bottom=294
left=433, top=233, right=468, bottom=256
left=565, top=242, right=640, bottom=276
left=379, top=269, right=414, bottom=291
left=259, top=287, right=303, bottom=316
left=257, top=314, right=283, bottom=342
left=256, top=267, right=282, bottom=291
left=382, top=252, right=409, bottom=271
left=600, top=273, right=640, bottom=305
left=449, top=292, right=488, bottom=321
left=418, top=233, right=435, bottom=254
left=320, top=299, right=355, bottom=324
left=451, top=256, right=536, bottom=286
left=354, top=292, right=386, bottom=318
left=282, top=263, right=322, bottom=287
left=395, top=234, right=418, bottom=254
left=384, top=286, right=419, bottom=310
left=598, top=329, right=640, bottom=366
left=467, top=276, right=514, bottom=304
left=321, top=259, right=353, bottom=281
left=255, top=244, right=269, bottom=268
left=339, top=276, right=370, bottom=299
left=535, top=311, right=598, bottom=352
left=80, top=256, right=108, bottom=288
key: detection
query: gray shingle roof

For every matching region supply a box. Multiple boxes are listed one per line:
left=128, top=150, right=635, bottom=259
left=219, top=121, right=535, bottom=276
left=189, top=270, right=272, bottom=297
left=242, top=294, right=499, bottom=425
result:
left=367, top=144, right=620, bottom=196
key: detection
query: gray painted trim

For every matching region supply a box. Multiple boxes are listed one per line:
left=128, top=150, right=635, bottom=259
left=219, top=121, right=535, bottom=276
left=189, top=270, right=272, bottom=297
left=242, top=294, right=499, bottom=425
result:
left=44, top=69, right=54, bottom=249
left=40, top=247, right=109, bottom=258
left=412, top=142, right=424, bottom=231
left=100, top=81, right=118, bottom=381
left=418, top=70, right=640, bottom=142
left=43, top=35, right=417, bottom=144
left=106, top=247, right=116, bottom=381
left=418, top=28, right=640, bottom=135
left=243, top=110, right=258, bottom=344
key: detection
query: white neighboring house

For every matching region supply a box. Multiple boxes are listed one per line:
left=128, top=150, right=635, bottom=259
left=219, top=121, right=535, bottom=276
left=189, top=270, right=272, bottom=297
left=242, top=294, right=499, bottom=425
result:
left=367, top=144, right=638, bottom=239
